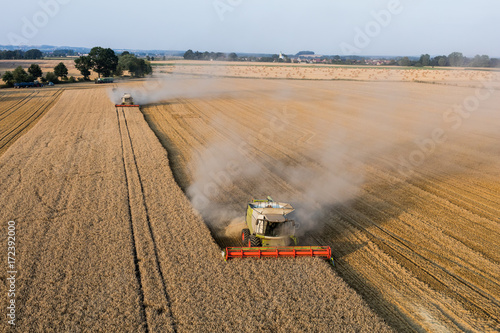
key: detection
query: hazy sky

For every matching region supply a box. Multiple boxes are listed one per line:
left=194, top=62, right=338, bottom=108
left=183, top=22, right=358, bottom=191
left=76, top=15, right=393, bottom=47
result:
left=1, top=0, right=499, bottom=56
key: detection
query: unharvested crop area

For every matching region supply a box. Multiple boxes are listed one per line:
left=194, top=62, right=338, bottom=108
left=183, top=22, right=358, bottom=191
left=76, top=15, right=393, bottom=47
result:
left=141, top=74, right=500, bottom=332
left=0, top=86, right=390, bottom=331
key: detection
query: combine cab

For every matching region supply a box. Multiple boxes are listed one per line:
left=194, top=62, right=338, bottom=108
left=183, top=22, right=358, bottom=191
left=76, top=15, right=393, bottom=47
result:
left=115, top=93, right=139, bottom=107
left=222, top=197, right=333, bottom=264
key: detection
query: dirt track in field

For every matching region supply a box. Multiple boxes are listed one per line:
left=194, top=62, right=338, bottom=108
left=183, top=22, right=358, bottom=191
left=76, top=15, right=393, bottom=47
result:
left=141, top=76, right=500, bottom=332
left=0, top=88, right=390, bottom=332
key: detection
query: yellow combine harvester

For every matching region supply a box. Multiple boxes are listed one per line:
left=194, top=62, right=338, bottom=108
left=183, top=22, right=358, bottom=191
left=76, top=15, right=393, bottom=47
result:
left=115, top=93, right=139, bottom=107
left=222, top=197, right=333, bottom=263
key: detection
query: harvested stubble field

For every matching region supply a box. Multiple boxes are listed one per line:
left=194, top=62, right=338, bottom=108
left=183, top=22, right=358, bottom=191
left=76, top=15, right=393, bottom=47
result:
left=0, top=87, right=63, bottom=156
left=153, top=60, right=500, bottom=88
left=0, top=59, right=91, bottom=80
left=140, top=74, right=500, bottom=332
left=0, top=87, right=390, bottom=331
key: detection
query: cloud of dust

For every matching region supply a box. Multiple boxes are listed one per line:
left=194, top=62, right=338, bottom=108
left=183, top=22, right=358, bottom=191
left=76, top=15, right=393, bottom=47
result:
left=186, top=123, right=263, bottom=228
left=107, top=65, right=232, bottom=105
left=185, top=107, right=365, bottom=235
left=112, top=67, right=499, bottom=240
left=280, top=131, right=365, bottom=232
left=184, top=72, right=500, bottom=238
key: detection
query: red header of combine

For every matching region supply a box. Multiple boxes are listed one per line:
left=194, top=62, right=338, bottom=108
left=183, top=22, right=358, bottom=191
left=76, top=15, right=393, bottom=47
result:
left=222, top=246, right=333, bottom=264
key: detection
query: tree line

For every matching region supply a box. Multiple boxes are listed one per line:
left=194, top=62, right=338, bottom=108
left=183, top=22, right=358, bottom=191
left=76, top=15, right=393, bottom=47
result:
left=182, top=49, right=499, bottom=68
left=2, top=62, right=72, bottom=87
left=396, top=52, right=498, bottom=68
left=74, top=47, right=152, bottom=80
left=0, top=49, right=43, bottom=60
left=1, top=46, right=153, bottom=87
left=313, top=52, right=499, bottom=67
left=0, top=48, right=79, bottom=59
left=48, top=49, right=76, bottom=57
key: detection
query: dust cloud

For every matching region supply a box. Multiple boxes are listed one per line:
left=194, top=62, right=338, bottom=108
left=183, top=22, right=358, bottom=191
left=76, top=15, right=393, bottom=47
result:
left=185, top=111, right=365, bottom=235
left=183, top=75, right=500, bottom=236
left=107, top=64, right=232, bottom=105
left=117, top=70, right=500, bottom=238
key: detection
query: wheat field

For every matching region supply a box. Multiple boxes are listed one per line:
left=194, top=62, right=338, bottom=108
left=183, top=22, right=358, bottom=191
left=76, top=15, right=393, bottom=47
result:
left=1, top=65, right=499, bottom=331
left=141, top=74, right=500, bottom=332
left=0, top=85, right=391, bottom=332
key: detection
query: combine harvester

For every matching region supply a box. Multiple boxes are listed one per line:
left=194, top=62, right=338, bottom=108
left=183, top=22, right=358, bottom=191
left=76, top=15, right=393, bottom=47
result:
left=222, top=197, right=333, bottom=264
left=115, top=93, right=139, bottom=107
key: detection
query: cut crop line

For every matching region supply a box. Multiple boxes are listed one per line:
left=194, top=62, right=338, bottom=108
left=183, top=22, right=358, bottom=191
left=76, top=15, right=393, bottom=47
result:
left=334, top=205, right=500, bottom=324
left=405, top=170, right=500, bottom=218
left=0, top=89, right=63, bottom=153
left=118, top=106, right=177, bottom=333
left=115, top=107, right=149, bottom=333
left=359, top=198, right=500, bottom=292
left=0, top=90, right=39, bottom=121
left=0, top=90, right=62, bottom=143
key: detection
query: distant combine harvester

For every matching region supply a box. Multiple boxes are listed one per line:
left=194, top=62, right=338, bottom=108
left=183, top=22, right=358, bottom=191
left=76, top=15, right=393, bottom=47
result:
left=115, top=93, right=139, bottom=107
left=95, top=77, right=114, bottom=84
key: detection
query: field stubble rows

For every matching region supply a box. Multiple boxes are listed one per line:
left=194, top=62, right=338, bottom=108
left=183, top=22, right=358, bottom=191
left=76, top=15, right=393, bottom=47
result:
left=141, top=77, right=500, bottom=332
left=0, top=88, right=63, bottom=156
left=0, top=87, right=390, bottom=332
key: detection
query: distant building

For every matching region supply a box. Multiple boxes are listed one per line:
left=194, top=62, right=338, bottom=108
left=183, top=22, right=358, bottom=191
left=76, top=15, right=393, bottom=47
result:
left=364, top=59, right=393, bottom=66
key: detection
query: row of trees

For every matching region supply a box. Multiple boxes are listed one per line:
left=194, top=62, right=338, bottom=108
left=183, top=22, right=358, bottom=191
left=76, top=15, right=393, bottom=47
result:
left=1, top=46, right=153, bottom=87
left=181, top=48, right=499, bottom=68
left=2, top=62, right=71, bottom=87
left=397, top=52, right=498, bottom=68
left=116, top=51, right=153, bottom=78
left=48, top=49, right=76, bottom=57
left=323, top=52, right=498, bottom=68
left=73, top=47, right=118, bottom=79
left=183, top=50, right=238, bottom=61
left=74, top=47, right=152, bottom=80
left=0, top=49, right=43, bottom=60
